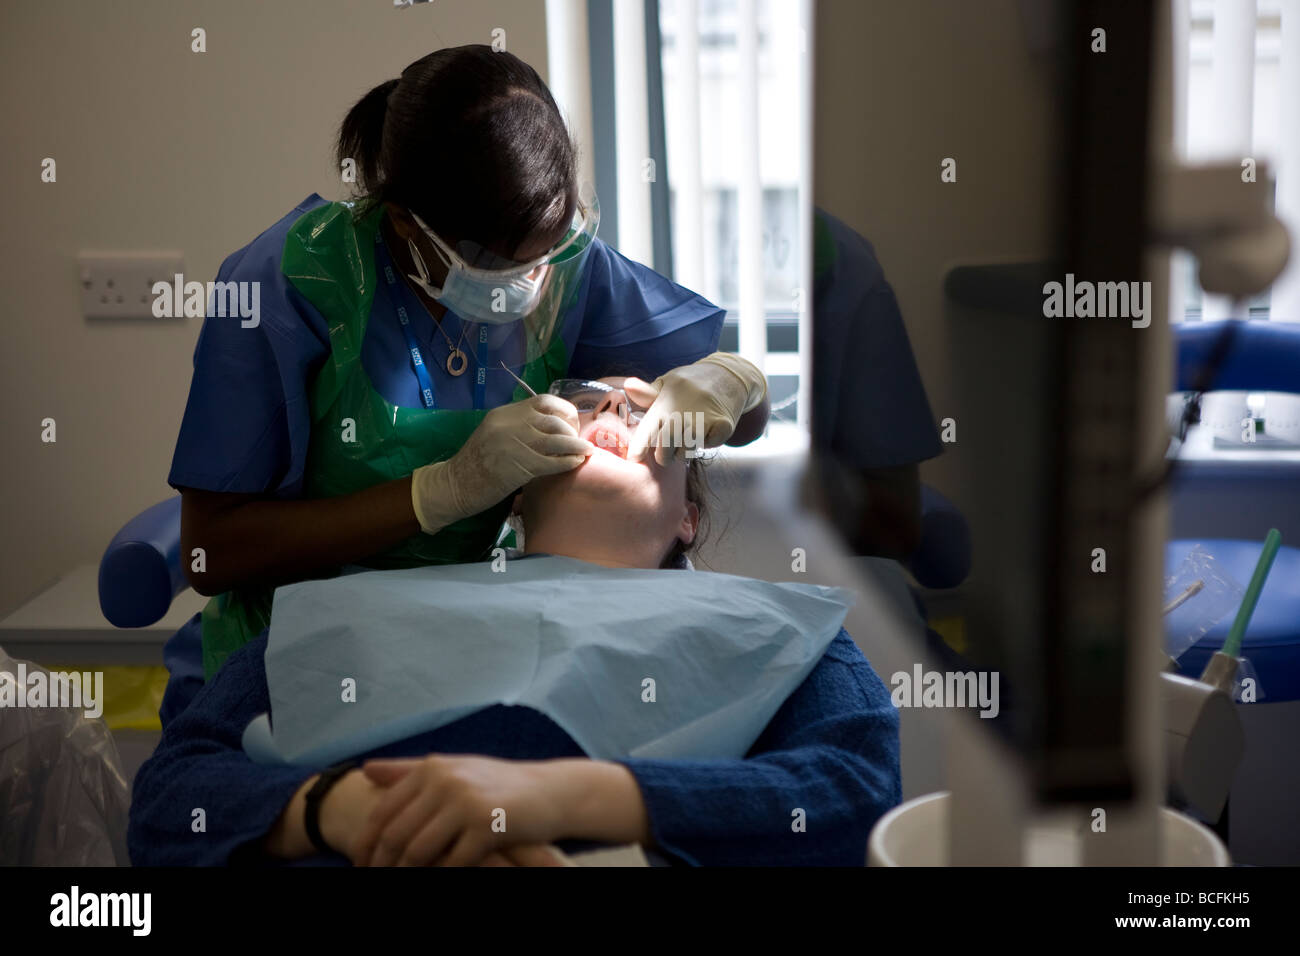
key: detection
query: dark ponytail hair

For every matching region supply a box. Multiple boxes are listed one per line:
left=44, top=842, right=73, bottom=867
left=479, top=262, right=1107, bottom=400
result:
left=337, top=45, right=578, bottom=261
left=338, top=78, right=399, bottom=191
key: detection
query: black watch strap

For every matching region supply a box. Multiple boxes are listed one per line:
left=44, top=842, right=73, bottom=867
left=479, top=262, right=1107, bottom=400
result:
left=304, top=760, right=360, bottom=855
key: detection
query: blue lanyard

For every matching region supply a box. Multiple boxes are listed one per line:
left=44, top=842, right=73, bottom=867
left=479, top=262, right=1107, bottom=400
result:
left=396, top=304, right=437, bottom=409
left=377, top=238, right=436, bottom=409
left=376, top=233, right=494, bottom=411
left=475, top=326, right=488, bottom=410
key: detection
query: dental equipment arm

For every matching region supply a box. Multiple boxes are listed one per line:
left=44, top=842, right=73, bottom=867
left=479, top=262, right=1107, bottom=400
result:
left=1150, top=163, right=1291, bottom=300
left=1201, top=528, right=1281, bottom=694
left=1161, top=530, right=1280, bottom=820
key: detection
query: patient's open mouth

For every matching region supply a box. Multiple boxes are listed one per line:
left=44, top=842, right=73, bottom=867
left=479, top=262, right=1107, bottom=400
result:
left=589, top=424, right=629, bottom=459
left=581, top=413, right=634, bottom=460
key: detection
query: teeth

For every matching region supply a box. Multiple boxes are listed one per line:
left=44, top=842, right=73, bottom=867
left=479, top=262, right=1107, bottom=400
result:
left=591, top=427, right=628, bottom=458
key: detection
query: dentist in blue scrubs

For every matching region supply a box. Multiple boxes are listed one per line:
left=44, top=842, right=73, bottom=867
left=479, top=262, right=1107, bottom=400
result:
left=808, top=208, right=943, bottom=560
left=161, top=45, right=770, bottom=723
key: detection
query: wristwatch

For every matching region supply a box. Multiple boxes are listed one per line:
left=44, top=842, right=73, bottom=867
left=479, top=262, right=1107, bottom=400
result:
left=304, top=760, right=360, bottom=855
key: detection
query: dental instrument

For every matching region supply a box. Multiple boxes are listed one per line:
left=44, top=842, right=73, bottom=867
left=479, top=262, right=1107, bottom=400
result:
left=500, top=361, right=538, bottom=396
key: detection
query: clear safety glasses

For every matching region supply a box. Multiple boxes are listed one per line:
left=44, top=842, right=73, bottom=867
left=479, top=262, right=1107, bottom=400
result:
left=410, top=196, right=600, bottom=283
left=403, top=191, right=600, bottom=364
left=547, top=379, right=646, bottom=426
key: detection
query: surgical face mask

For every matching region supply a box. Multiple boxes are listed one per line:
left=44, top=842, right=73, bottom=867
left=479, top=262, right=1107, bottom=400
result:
left=404, top=212, right=544, bottom=323
left=404, top=204, right=594, bottom=325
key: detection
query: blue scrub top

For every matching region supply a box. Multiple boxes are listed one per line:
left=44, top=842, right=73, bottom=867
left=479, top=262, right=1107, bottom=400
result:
left=812, top=208, right=943, bottom=471
left=169, top=194, right=726, bottom=497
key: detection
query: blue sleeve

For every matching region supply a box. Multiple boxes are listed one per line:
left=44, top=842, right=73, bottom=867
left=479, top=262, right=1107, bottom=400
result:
left=168, top=197, right=331, bottom=498
left=619, top=630, right=901, bottom=866
left=128, top=635, right=321, bottom=866
left=568, top=241, right=725, bottom=381
left=813, top=213, right=943, bottom=469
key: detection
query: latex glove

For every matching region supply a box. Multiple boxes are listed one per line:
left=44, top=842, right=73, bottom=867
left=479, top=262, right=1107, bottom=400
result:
left=624, top=352, right=768, bottom=465
left=410, top=395, right=592, bottom=535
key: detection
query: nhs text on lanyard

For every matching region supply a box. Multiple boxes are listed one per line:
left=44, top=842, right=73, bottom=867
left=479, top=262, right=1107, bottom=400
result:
left=380, top=252, right=487, bottom=410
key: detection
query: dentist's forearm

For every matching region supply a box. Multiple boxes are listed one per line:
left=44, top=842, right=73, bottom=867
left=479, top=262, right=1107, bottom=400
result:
left=179, top=478, right=421, bottom=596
left=546, top=760, right=654, bottom=847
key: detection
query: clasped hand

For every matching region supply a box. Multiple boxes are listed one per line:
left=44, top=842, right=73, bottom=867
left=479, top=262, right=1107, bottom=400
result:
left=320, top=754, right=569, bottom=867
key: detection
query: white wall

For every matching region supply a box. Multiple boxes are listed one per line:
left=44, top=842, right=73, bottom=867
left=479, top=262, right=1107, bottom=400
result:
left=0, top=0, right=548, bottom=615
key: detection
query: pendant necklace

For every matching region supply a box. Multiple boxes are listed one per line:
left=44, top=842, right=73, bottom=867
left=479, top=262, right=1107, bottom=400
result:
left=432, top=313, right=471, bottom=376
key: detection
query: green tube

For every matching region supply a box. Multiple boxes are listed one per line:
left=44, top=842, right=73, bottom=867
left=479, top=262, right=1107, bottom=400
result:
left=1222, top=528, right=1282, bottom=659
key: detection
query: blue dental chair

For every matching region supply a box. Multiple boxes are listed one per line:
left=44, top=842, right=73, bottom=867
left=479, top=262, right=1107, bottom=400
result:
left=98, top=496, right=189, bottom=630
left=1166, top=319, right=1300, bottom=866
left=1167, top=319, right=1300, bottom=698
left=910, top=485, right=971, bottom=590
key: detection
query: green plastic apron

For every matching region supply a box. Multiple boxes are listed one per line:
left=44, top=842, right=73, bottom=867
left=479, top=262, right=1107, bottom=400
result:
left=199, top=201, right=571, bottom=680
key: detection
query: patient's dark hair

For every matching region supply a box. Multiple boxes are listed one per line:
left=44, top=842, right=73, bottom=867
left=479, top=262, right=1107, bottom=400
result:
left=660, top=455, right=712, bottom=569
left=337, top=45, right=577, bottom=259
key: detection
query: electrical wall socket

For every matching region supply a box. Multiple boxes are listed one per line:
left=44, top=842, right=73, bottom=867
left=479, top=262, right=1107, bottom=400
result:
left=77, top=252, right=185, bottom=319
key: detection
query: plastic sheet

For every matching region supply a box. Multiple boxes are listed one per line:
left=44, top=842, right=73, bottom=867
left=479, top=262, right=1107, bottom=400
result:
left=0, top=647, right=130, bottom=865
left=1163, top=544, right=1245, bottom=662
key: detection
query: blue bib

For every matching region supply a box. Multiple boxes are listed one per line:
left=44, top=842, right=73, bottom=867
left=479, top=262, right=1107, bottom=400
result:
left=242, top=556, right=852, bottom=766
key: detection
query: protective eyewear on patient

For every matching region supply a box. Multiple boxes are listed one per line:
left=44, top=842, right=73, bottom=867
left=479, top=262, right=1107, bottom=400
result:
left=547, top=379, right=646, bottom=425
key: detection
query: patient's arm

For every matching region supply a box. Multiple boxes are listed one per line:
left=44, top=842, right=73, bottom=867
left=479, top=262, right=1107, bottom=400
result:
left=129, top=630, right=652, bottom=867
left=544, top=759, right=654, bottom=847
left=128, top=636, right=317, bottom=866
left=616, top=629, right=901, bottom=866
left=129, top=630, right=896, bottom=867
left=348, top=754, right=652, bottom=866
left=265, top=768, right=381, bottom=860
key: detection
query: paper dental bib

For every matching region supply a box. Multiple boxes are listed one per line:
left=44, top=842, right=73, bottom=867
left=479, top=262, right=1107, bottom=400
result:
left=242, top=555, right=852, bottom=766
